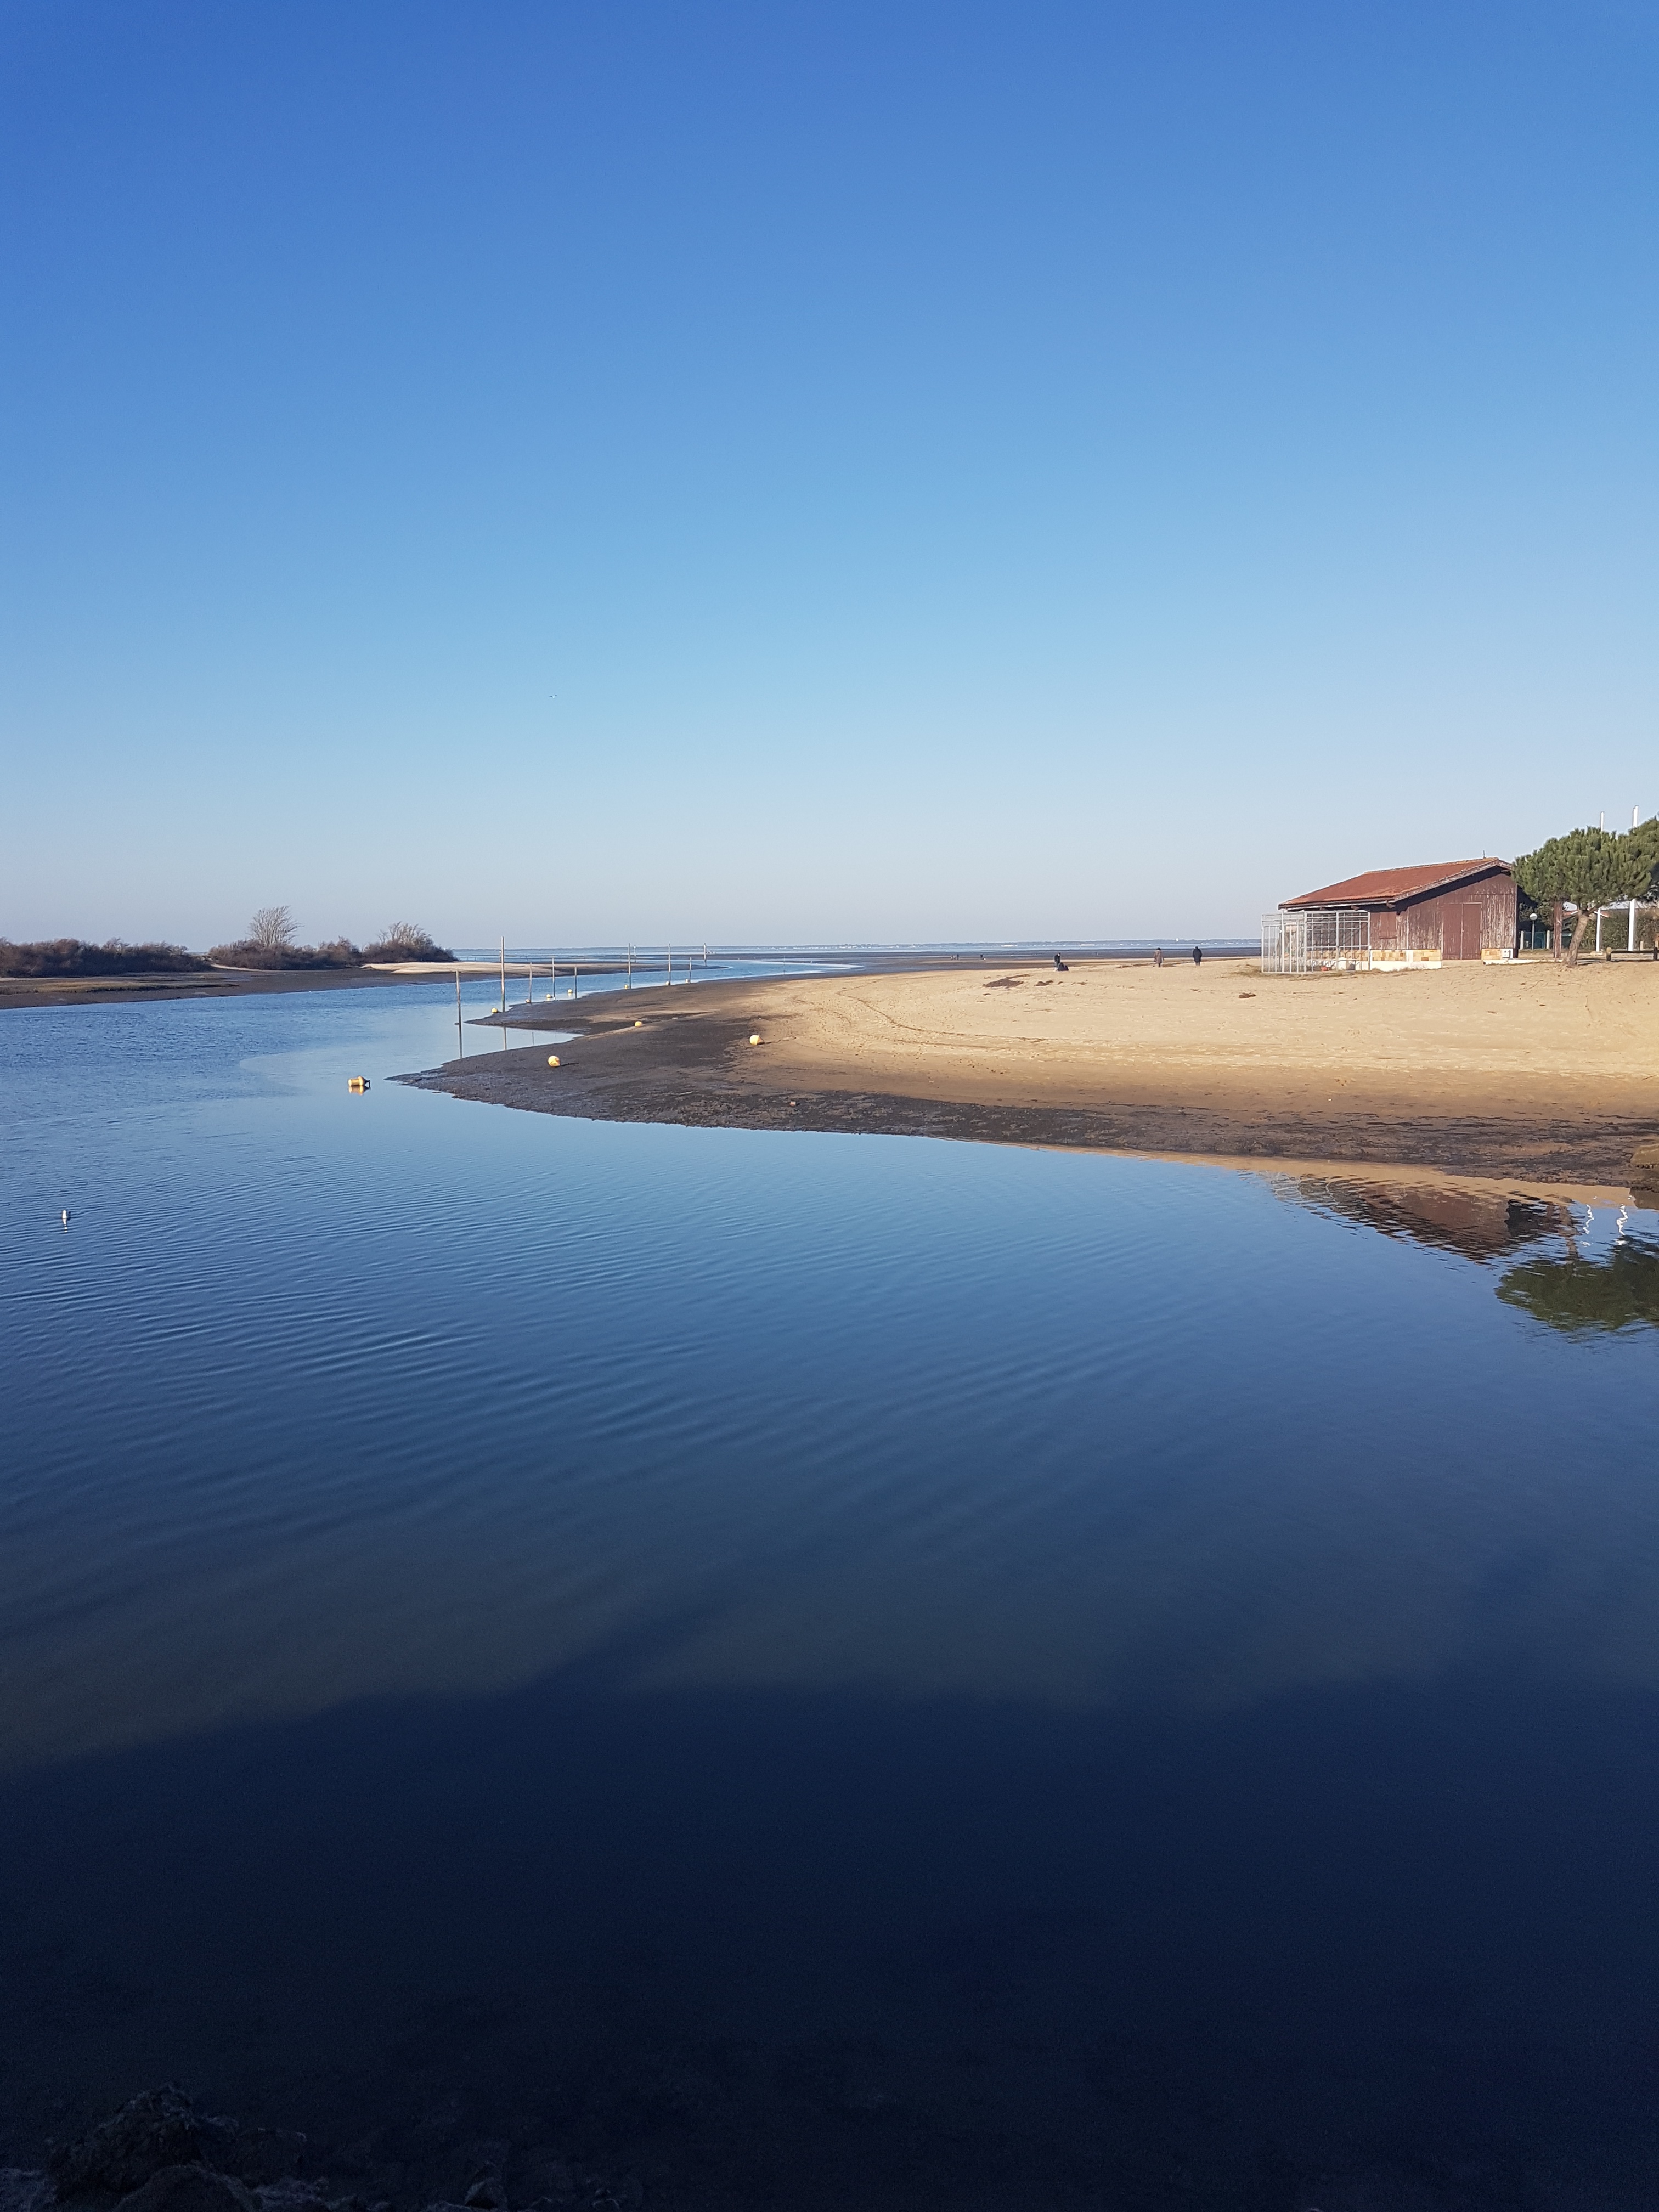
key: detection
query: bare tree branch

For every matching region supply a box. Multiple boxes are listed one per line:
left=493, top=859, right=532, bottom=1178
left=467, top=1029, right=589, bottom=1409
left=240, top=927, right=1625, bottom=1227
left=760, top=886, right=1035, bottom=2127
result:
left=248, top=905, right=297, bottom=950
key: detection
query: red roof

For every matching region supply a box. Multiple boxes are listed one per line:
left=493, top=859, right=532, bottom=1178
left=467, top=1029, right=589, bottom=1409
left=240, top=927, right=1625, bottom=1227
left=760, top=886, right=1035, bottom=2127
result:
left=1284, top=859, right=1511, bottom=910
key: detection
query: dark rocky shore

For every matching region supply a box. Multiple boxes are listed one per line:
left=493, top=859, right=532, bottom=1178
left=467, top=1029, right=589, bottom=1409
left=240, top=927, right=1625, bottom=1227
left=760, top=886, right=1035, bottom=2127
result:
left=1, top=2089, right=641, bottom=2212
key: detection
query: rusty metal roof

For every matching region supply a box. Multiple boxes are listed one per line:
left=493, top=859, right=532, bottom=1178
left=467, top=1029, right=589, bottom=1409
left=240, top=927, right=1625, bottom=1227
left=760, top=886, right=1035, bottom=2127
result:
left=1284, top=858, right=1511, bottom=910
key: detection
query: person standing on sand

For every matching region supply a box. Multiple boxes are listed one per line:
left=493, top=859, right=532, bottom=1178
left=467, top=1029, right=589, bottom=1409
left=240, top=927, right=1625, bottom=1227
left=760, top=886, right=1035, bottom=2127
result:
left=1153, top=948, right=1164, bottom=969
left=1192, top=945, right=1203, bottom=967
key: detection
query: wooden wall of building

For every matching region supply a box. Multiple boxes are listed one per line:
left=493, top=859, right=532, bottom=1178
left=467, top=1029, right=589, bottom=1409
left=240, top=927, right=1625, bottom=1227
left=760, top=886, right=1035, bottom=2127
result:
left=1369, top=874, right=1517, bottom=957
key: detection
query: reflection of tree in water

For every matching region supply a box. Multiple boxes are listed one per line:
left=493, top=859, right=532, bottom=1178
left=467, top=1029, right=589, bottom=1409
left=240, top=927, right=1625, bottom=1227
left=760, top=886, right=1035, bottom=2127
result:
left=1497, top=1234, right=1659, bottom=1334
left=1277, top=1176, right=1566, bottom=1261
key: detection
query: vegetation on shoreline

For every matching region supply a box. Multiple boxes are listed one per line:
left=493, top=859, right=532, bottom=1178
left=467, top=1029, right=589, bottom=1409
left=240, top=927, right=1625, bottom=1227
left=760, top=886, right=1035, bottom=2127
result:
left=208, top=908, right=455, bottom=969
left=0, top=938, right=211, bottom=978
left=361, top=921, right=456, bottom=962
left=208, top=935, right=362, bottom=970
left=3, top=911, right=454, bottom=979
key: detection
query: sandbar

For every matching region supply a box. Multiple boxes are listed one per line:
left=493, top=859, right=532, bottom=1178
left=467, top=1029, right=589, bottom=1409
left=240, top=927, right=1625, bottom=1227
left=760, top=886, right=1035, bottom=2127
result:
left=405, top=955, right=1659, bottom=1192
left=0, top=963, right=467, bottom=1012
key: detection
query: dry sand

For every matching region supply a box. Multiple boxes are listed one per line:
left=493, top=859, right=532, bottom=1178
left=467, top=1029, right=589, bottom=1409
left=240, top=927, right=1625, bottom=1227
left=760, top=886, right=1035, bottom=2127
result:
left=412, top=955, right=1659, bottom=1192
left=753, top=956, right=1657, bottom=1119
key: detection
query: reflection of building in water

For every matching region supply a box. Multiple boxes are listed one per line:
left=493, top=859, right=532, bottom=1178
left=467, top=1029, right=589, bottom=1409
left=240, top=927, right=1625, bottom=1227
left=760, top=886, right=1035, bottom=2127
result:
left=1276, top=1174, right=1566, bottom=1261
left=1279, top=1172, right=1659, bottom=1332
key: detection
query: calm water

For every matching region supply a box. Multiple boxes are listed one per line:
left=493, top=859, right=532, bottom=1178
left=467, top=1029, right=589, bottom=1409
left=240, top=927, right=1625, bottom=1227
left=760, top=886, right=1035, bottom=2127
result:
left=2, top=984, right=1657, bottom=2210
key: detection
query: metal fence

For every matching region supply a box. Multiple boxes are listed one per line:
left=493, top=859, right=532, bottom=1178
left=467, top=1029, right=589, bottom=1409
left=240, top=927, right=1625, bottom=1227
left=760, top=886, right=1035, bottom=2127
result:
left=1260, top=908, right=1371, bottom=975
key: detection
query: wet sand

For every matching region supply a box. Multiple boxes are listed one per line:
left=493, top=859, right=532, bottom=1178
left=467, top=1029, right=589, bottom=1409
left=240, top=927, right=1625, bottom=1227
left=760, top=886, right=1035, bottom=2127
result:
left=405, top=956, right=1659, bottom=1190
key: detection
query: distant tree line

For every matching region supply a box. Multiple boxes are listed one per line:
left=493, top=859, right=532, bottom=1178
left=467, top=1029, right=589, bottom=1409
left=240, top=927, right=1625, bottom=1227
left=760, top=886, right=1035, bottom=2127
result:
left=1515, top=817, right=1659, bottom=962
left=0, top=939, right=212, bottom=978
left=208, top=908, right=454, bottom=968
left=3, top=912, right=454, bottom=977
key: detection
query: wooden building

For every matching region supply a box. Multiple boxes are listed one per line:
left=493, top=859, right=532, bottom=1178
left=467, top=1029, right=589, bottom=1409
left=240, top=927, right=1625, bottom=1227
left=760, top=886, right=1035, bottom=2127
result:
left=1283, top=858, right=1518, bottom=961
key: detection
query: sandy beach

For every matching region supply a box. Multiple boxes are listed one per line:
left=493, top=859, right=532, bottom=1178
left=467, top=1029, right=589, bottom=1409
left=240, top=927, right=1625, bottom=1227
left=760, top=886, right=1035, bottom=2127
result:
left=411, top=955, right=1659, bottom=1190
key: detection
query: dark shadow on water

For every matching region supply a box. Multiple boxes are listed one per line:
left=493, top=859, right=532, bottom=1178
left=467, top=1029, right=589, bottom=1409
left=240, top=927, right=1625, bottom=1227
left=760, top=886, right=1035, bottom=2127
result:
left=3, top=1666, right=1658, bottom=2210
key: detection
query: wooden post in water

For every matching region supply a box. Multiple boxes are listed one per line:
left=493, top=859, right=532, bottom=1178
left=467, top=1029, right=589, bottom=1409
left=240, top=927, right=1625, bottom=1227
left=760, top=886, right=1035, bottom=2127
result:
left=455, top=966, right=463, bottom=1057
left=667, top=942, right=673, bottom=987
left=499, top=936, right=506, bottom=1012
left=626, top=943, right=633, bottom=989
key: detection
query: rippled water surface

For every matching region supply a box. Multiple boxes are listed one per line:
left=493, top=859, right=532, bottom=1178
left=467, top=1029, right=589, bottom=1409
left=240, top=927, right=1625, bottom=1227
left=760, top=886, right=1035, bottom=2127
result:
left=3, top=984, right=1657, bottom=2210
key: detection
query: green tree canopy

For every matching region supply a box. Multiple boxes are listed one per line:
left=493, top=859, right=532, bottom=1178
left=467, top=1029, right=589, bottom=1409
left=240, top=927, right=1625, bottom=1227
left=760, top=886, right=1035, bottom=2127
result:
left=1514, top=826, right=1650, bottom=912
left=1627, top=814, right=1659, bottom=894
left=1513, top=822, right=1654, bottom=958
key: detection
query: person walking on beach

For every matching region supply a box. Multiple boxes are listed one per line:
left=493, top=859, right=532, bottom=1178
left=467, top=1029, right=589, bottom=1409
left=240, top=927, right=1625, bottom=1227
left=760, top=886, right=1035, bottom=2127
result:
left=1153, top=948, right=1164, bottom=969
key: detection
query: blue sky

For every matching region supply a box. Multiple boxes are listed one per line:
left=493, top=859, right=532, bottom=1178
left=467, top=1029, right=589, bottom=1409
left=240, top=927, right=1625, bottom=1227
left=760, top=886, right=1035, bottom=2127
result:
left=2, top=1, right=1654, bottom=947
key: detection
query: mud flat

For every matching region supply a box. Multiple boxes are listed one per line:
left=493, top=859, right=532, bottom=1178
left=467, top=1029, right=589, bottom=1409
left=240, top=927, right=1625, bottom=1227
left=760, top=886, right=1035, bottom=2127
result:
left=402, top=957, right=1659, bottom=1192
left=0, top=967, right=463, bottom=1012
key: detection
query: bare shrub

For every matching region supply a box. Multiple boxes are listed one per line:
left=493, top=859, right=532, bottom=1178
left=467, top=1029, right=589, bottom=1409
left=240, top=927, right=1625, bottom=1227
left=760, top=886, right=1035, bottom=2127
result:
left=248, top=905, right=297, bottom=950
left=208, top=936, right=363, bottom=969
left=0, top=939, right=211, bottom=978
left=360, top=922, right=455, bottom=962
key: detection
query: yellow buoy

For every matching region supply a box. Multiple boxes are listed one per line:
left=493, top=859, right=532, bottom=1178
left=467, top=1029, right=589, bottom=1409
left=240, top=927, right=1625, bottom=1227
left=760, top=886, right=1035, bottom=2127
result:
left=347, top=1076, right=369, bottom=1092
left=634, top=1019, right=643, bottom=1027
left=748, top=1033, right=761, bottom=1046
left=548, top=1054, right=560, bottom=1066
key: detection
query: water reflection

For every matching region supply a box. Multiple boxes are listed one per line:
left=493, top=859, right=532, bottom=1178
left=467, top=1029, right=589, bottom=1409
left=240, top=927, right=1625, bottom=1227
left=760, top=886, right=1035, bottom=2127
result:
left=1278, top=1171, right=1659, bottom=1335
left=1274, top=1171, right=1569, bottom=1260
left=1498, top=1231, right=1659, bottom=1334
left=4, top=1001, right=1659, bottom=1772
left=5, top=991, right=1659, bottom=2200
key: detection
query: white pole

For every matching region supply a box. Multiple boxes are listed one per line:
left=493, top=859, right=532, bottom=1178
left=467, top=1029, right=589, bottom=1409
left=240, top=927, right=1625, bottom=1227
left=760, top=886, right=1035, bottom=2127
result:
left=1629, top=899, right=1638, bottom=953
left=499, top=936, right=505, bottom=1012
left=1596, top=909, right=1603, bottom=953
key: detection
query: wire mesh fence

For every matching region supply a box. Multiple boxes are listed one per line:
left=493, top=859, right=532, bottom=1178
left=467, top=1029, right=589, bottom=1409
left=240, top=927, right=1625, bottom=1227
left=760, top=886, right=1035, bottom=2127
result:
left=1260, top=909, right=1371, bottom=975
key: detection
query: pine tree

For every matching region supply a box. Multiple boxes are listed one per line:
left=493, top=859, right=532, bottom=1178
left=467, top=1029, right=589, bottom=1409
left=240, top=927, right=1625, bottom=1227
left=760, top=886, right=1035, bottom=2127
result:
left=1513, top=825, right=1651, bottom=963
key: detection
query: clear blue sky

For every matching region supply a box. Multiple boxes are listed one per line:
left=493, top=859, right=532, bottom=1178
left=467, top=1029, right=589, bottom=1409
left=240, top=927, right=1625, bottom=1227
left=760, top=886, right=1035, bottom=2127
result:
left=2, top=1, right=1654, bottom=947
